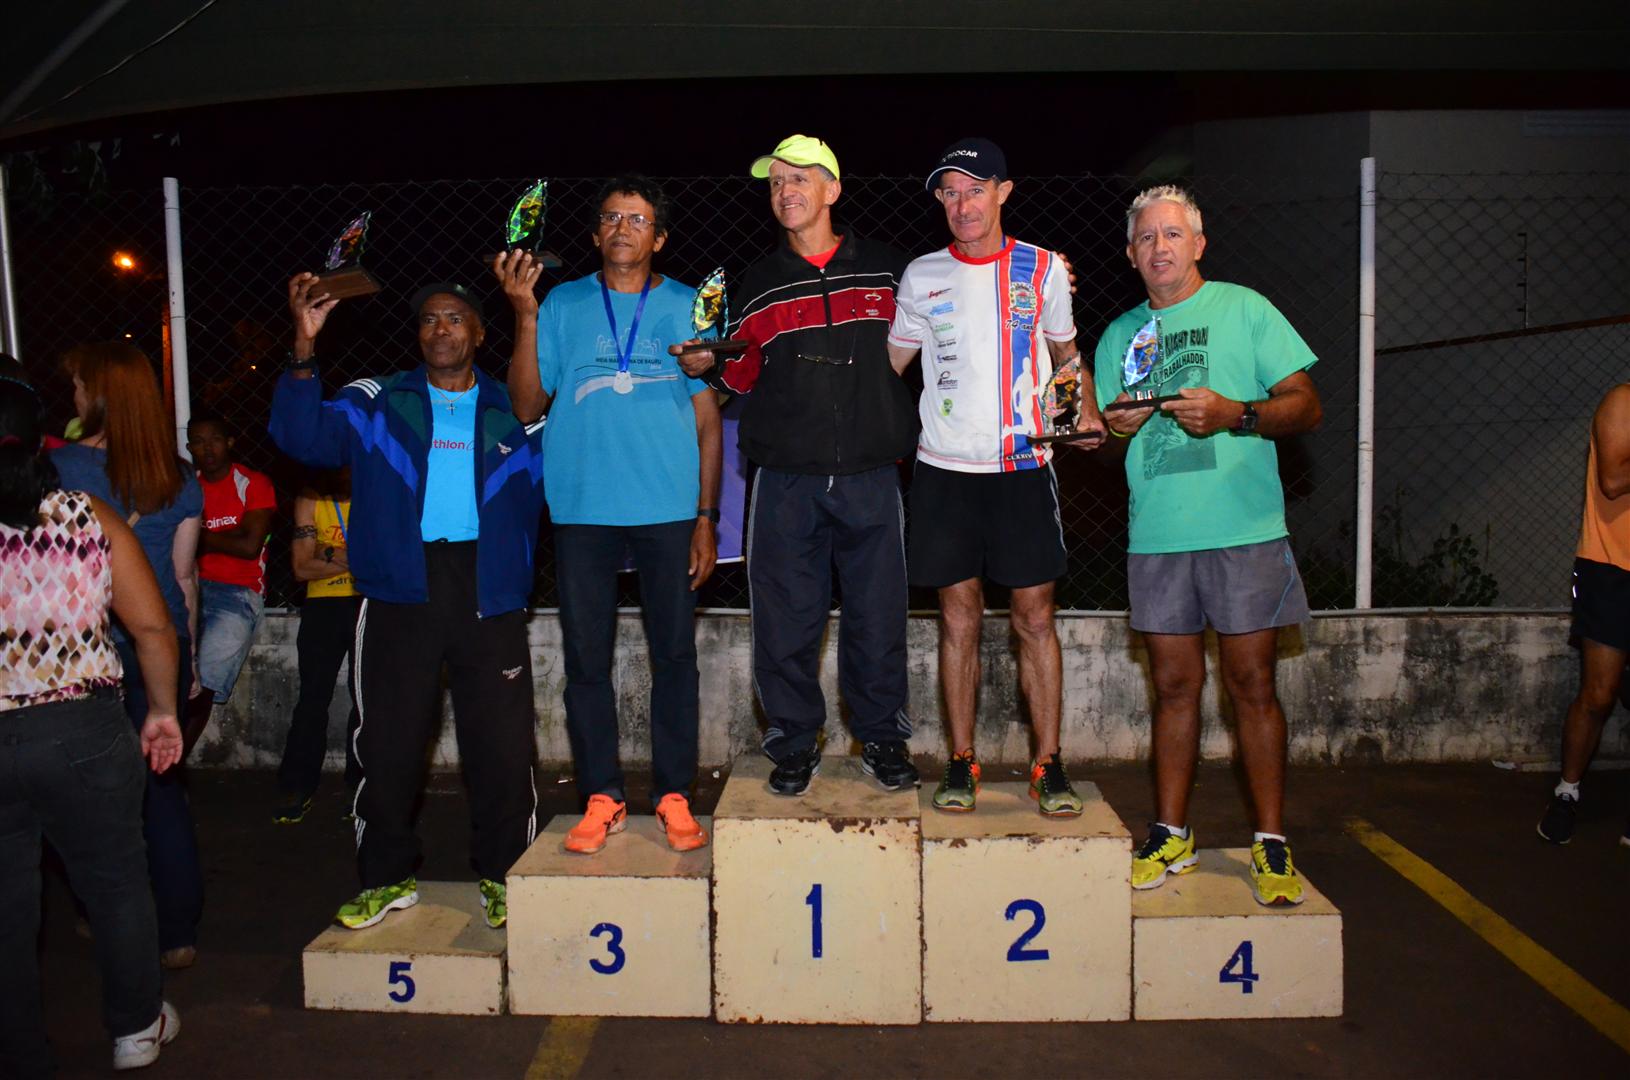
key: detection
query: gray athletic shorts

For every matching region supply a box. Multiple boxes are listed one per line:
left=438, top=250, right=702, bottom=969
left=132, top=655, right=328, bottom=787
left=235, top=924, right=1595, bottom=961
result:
left=1128, top=537, right=1310, bottom=635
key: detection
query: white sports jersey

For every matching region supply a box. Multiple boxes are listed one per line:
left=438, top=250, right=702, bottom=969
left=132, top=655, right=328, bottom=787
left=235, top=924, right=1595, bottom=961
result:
left=889, top=238, right=1075, bottom=473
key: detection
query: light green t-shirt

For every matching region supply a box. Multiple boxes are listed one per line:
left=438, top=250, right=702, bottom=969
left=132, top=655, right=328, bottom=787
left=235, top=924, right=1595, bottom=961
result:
left=1093, top=281, right=1317, bottom=554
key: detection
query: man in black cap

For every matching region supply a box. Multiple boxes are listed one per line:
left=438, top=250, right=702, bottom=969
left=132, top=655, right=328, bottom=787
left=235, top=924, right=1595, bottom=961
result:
left=887, top=138, right=1105, bottom=817
left=271, top=274, right=547, bottom=931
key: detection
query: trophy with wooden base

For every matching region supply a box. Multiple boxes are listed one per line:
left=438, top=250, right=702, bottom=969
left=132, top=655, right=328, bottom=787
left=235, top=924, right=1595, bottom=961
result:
left=314, top=211, right=382, bottom=299
left=676, top=267, right=749, bottom=356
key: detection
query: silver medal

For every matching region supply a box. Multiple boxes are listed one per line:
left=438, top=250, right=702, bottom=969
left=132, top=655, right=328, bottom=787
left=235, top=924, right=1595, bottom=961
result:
left=613, top=370, right=633, bottom=394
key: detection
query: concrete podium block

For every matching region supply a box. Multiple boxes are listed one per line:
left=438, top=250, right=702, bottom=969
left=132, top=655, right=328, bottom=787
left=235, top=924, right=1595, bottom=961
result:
left=712, top=755, right=922, bottom=1024
left=1132, top=848, right=1343, bottom=1020
left=303, top=880, right=505, bottom=1015
left=506, top=815, right=712, bottom=1017
left=921, top=782, right=1131, bottom=1022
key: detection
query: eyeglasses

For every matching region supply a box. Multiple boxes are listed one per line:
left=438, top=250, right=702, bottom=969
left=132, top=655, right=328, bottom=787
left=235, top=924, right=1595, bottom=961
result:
left=597, top=211, right=655, bottom=230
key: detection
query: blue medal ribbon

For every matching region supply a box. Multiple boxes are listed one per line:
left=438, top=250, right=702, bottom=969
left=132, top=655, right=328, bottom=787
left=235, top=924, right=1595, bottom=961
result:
left=600, top=273, right=653, bottom=380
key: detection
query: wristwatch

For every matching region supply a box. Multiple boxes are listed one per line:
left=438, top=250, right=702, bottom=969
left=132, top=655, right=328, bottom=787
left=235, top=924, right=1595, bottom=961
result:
left=1234, top=401, right=1259, bottom=434
left=322, top=545, right=336, bottom=563
left=697, top=508, right=720, bottom=524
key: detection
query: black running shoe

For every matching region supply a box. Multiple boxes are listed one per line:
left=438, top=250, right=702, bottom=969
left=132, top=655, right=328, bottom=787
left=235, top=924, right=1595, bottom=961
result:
left=768, top=746, right=821, bottom=796
left=1537, top=792, right=1577, bottom=844
left=861, top=741, right=921, bottom=791
left=272, top=791, right=314, bottom=825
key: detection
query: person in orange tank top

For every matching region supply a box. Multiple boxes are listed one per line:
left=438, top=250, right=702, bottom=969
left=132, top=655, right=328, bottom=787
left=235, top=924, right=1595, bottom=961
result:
left=1538, top=384, right=1630, bottom=847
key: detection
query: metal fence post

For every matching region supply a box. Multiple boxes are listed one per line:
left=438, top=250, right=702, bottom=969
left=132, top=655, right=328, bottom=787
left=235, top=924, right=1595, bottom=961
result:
left=163, top=176, right=192, bottom=457
left=0, top=164, right=19, bottom=358
left=1356, top=157, right=1376, bottom=609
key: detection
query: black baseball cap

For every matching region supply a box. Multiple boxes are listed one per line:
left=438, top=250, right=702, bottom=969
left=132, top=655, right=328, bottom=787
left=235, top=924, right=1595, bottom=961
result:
left=408, top=282, right=484, bottom=322
left=925, top=137, right=1008, bottom=192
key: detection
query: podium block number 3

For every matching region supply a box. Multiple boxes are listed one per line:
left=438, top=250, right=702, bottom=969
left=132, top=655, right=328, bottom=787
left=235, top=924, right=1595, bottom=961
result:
left=1219, top=940, right=1260, bottom=994
left=589, top=922, right=626, bottom=975
left=387, top=960, right=415, bottom=1002
left=1005, top=899, right=1050, bottom=962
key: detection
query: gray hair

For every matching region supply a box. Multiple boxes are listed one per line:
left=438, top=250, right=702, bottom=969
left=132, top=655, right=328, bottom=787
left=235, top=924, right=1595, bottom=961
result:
left=1126, top=185, right=1203, bottom=242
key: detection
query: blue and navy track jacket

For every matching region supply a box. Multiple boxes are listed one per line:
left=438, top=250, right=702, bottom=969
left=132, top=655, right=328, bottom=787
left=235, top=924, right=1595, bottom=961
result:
left=269, top=366, right=546, bottom=617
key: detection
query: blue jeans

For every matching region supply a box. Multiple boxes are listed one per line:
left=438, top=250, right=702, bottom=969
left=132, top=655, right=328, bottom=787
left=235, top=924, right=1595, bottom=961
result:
left=555, top=520, right=700, bottom=803
left=198, top=579, right=264, bottom=703
left=0, top=693, right=163, bottom=1077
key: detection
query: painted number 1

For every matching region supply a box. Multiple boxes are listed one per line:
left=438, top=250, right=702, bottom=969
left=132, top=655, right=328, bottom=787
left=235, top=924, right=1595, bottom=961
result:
left=1219, top=940, right=1260, bottom=994
left=1004, top=899, right=1050, bottom=962
left=589, top=922, right=626, bottom=975
left=386, top=960, right=415, bottom=1002
left=805, top=883, right=823, bottom=958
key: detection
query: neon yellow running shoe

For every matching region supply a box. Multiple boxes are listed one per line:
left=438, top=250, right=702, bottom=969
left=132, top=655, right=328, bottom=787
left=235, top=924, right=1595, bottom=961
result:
left=334, top=877, right=419, bottom=930
left=932, top=750, right=981, bottom=812
left=477, top=879, right=507, bottom=928
left=1131, top=824, right=1198, bottom=890
left=1028, top=755, right=1084, bottom=817
left=1249, top=839, right=1305, bottom=906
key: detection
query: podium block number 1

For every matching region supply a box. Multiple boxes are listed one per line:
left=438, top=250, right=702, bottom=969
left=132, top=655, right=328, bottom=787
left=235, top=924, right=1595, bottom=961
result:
left=805, top=884, right=823, bottom=958
left=1219, top=940, right=1260, bottom=994
left=1005, top=899, right=1051, bottom=962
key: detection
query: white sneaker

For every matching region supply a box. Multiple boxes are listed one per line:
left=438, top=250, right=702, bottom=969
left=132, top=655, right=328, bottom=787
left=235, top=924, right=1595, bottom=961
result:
left=112, top=1000, right=179, bottom=1071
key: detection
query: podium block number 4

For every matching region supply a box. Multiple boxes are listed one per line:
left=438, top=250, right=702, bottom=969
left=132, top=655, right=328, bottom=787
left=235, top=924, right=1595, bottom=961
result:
left=387, top=960, right=415, bottom=1003
left=1005, top=899, right=1050, bottom=962
left=589, top=923, right=626, bottom=975
left=1219, top=940, right=1260, bottom=994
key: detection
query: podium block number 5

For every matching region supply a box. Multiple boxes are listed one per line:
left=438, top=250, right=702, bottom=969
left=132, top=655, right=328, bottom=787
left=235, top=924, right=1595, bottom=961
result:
left=387, top=960, right=415, bottom=1003
left=805, top=884, right=823, bottom=958
left=589, top=922, right=626, bottom=975
left=1004, top=899, right=1050, bottom=962
left=1219, top=940, right=1260, bottom=994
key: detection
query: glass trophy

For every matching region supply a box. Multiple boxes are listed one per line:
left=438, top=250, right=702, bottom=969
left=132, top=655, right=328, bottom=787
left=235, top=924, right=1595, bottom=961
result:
left=1031, top=356, right=1103, bottom=445
left=676, top=267, right=749, bottom=355
left=1103, top=315, right=1181, bottom=412
left=496, top=179, right=561, bottom=268
left=314, top=211, right=383, bottom=299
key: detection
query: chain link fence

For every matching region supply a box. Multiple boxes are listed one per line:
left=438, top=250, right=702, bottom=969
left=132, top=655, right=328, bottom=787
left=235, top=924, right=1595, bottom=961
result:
left=8, top=167, right=1621, bottom=611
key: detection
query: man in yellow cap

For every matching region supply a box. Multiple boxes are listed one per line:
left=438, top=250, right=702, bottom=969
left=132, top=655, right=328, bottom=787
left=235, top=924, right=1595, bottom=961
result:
left=676, top=135, right=920, bottom=797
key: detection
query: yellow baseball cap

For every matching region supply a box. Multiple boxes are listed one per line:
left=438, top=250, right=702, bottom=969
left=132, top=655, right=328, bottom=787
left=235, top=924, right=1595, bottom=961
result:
left=749, top=134, right=841, bottom=181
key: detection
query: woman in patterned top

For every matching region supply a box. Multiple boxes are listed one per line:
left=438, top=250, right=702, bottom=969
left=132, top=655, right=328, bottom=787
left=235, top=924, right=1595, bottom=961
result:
left=0, top=355, right=186, bottom=1074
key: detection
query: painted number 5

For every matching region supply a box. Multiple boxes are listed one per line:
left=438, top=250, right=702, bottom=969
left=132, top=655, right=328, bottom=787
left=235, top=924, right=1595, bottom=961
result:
left=589, top=922, right=626, bottom=975
left=1004, top=899, right=1050, bottom=962
left=386, top=960, right=415, bottom=1002
left=1219, top=940, right=1260, bottom=993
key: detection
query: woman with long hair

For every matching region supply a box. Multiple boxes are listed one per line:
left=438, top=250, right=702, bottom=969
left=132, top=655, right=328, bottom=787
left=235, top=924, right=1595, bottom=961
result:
left=51, top=342, right=206, bottom=970
left=0, top=355, right=184, bottom=1073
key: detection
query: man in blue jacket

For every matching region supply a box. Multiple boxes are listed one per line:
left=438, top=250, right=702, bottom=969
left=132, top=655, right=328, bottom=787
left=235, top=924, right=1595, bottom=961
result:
left=272, top=274, right=546, bottom=931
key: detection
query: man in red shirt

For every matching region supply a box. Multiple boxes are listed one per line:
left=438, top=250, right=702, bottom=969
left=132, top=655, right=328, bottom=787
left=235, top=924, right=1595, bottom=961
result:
left=186, top=414, right=275, bottom=748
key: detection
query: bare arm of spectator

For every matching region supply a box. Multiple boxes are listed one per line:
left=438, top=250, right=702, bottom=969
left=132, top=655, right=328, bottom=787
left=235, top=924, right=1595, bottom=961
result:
left=201, top=506, right=274, bottom=560
left=172, top=513, right=201, bottom=694
left=1594, top=384, right=1630, bottom=499
left=291, top=491, right=349, bottom=581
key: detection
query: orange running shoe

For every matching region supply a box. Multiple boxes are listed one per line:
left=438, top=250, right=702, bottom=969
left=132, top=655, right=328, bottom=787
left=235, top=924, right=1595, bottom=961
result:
left=564, top=794, right=627, bottom=854
left=656, top=793, right=709, bottom=852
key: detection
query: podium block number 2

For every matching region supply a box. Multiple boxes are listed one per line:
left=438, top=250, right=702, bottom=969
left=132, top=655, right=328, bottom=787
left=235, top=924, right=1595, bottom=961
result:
left=1219, top=940, right=1260, bottom=994
left=1005, top=899, right=1050, bottom=962
left=589, top=922, right=626, bottom=975
left=387, top=960, right=415, bottom=1003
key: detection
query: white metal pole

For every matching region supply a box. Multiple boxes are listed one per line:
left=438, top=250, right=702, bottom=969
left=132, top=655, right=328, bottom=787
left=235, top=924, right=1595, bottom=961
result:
left=1356, top=157, right=1377, bottom=609
left=0, top=164, right=20, bottom=358
left=163, top=177, right=191, bottom=457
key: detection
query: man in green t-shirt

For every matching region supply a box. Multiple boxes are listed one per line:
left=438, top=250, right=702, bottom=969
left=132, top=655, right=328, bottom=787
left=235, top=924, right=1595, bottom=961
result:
left=1093, top=185, right=1323, bottom=907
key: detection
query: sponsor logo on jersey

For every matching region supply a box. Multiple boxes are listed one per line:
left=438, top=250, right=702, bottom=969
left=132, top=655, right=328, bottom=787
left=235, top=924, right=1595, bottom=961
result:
left=864, top=292, right=883, bottom=302
left=1009, top=281, right=1038, bottom=317
left=936, top=370, right=958, bottom=390
left=940, top=397, right=954, bottom=416
left=932, top=321, right=954, bottom=333
left=929, top=301, right=955, bottom=316
left=928, top=288, right=952, bottom=299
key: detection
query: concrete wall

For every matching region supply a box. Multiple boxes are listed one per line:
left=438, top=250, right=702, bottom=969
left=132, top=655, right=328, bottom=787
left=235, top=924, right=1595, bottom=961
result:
left=195, top=609, right=1624, bottom=773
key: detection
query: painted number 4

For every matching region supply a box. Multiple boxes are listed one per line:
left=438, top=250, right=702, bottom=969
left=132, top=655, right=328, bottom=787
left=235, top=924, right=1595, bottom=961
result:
left=1219, top=940, right=1260, bottom=994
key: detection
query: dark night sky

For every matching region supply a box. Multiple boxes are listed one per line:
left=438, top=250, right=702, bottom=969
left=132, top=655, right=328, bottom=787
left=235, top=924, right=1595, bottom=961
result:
left=8, top=69, right=1624, bottom=189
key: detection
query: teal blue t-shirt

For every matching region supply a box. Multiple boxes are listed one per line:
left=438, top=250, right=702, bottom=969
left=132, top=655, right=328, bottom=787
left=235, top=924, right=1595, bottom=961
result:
left=420, top=391, right=480, bottom=541
left=536, top=274, right=709, bottom=526
left=1093, top=281, right=1318, bottom=554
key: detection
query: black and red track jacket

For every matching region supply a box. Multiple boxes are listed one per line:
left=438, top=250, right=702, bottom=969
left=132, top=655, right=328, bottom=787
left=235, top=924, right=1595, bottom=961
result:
left=709, top=232, right=920, bottom=475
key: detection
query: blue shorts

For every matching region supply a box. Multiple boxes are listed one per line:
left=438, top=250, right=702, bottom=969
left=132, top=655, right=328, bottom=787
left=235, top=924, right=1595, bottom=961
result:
left=197, top=580, right=264, bottom=703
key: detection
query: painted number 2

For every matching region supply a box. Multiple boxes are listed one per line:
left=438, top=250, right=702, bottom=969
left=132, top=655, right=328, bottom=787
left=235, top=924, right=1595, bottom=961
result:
left=589, top=922, right=626, bottom=975
left=1004, top=899, right=1050, bottom=962
left=805, top=883, right=823, bottom=958
left=386, top=960, right=415, bottom=1002
left=1219, top=940, right=1260, bottom=994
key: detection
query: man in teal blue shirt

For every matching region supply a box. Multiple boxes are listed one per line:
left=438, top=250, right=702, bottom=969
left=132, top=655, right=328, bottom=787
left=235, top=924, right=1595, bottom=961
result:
left=495, top=175, right=721, bottom=857
left=1093, top=185, right=1323, bottom=907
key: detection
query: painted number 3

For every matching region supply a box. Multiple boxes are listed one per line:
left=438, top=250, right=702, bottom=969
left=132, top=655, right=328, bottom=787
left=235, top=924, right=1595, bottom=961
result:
left=589, top=922, right=626, bottom=975
left=1005, top=899, right=1050, bottom=962
left=1219, top=940, right=1261, bottom=993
